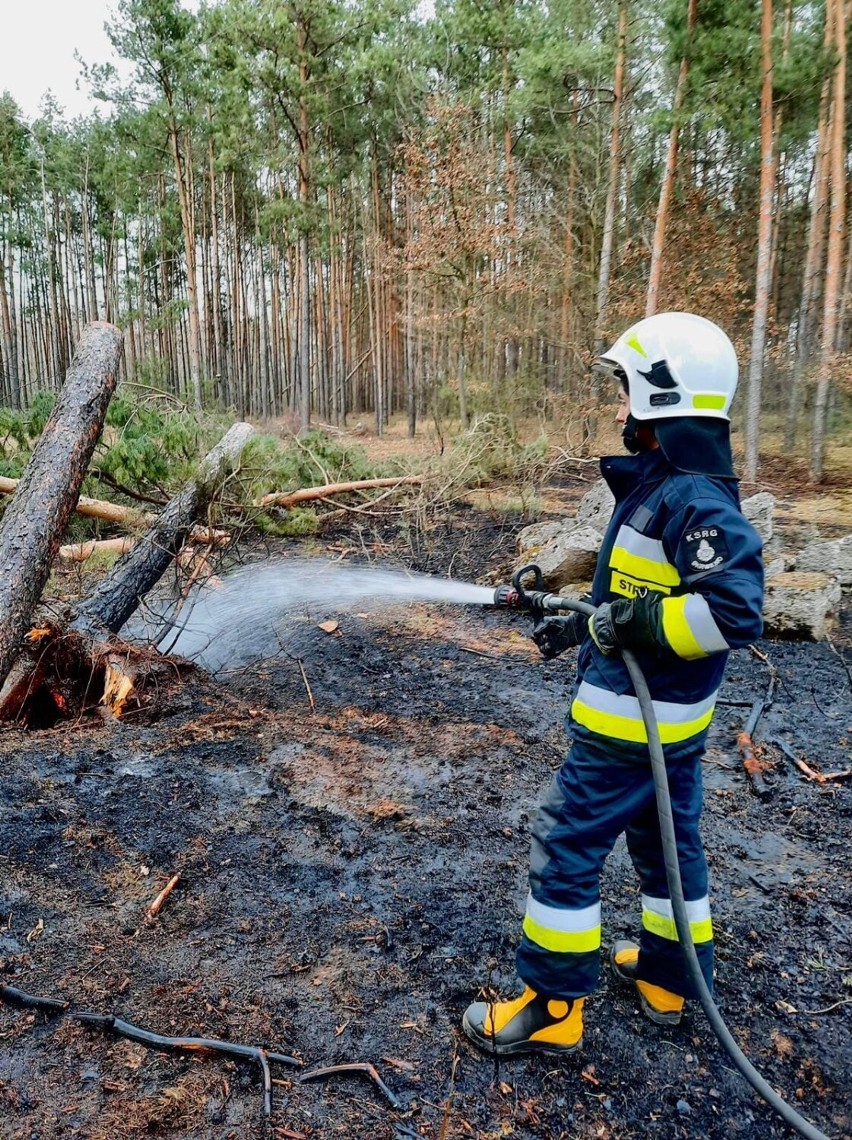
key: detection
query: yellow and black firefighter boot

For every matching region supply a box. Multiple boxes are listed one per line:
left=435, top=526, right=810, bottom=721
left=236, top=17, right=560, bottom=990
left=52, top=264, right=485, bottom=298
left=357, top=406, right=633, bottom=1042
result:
left=462, top=986, right=583, bottom=1056
left=610, top=940, right=684, bottom=1027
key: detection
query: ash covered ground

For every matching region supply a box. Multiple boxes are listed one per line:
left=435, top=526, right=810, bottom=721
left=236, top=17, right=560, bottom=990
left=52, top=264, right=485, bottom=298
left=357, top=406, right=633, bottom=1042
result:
left=0, top=503, right=850, bottom=1140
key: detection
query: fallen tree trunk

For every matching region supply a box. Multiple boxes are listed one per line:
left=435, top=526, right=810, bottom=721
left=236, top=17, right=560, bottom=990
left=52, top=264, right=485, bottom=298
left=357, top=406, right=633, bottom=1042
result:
left=256, top=474, right=423, bottom=510
left=0, top=323, right=123, bottom=692
left=71, top=421, right=254, bottom=640
left=4, top=478, right=231, bottom=548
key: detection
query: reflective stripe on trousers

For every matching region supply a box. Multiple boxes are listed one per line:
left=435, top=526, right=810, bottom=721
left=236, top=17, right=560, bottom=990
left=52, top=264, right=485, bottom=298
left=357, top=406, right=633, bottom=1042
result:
left=516, top=733, right=714, bottom=1001
left=642, top=893, right=713, bottom=943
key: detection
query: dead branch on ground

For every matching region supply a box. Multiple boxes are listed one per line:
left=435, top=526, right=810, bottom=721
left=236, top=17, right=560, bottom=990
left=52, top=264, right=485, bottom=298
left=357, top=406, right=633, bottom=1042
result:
left=0, top=985, right=69, bottom=1013
left=76, top=1012, right=301, bottom=1118
left=737, top=673, right=777, bottom=799
left=145, top=872, right=182, bottom=920
left=256, top=475, right=422, bottom=510
left=768, top=736, right=852, bottom=784
left=299, top=1062, right=401, bottom=1109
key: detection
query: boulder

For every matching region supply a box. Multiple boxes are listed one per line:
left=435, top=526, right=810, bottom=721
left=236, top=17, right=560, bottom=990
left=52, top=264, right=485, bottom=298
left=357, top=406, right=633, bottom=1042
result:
left=762, top=571, right=842, bottom=640
left=516, top=525, right=602, bottom=590
left=516, top=519, right=570, bottom=552
left=575, top=479, right=615, bottom=534
left=741, top=492, right=775, bottom=544
left=796, top=535, right=852, bottom=588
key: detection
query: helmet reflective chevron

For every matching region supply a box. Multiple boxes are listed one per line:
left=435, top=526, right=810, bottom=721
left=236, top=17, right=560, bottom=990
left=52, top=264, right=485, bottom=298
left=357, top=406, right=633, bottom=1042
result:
left=597, top=312, right=738, bottom=422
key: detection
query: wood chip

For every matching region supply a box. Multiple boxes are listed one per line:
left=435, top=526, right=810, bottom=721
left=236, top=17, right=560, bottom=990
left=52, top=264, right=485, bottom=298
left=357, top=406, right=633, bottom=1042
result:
left=26, top=918, right=44, bottom=943
left=318, top=621, right=339, bottom=634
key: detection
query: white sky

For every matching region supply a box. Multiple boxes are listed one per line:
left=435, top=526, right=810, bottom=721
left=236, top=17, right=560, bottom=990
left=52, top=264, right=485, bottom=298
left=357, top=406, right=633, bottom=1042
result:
left=2, top=0, right=433, bottom=122
left=0, top=0, right=123, bottom=121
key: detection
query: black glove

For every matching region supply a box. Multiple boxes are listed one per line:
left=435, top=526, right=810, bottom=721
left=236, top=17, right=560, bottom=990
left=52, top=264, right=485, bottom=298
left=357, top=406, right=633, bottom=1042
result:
left=532, top=612, right=589, bottom=660
left=588, top=589, right=663, bottom=655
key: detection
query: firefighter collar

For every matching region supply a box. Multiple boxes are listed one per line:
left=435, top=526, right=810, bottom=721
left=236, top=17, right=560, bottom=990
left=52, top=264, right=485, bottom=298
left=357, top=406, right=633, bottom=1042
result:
left=600, top=448, right=672, bottom=498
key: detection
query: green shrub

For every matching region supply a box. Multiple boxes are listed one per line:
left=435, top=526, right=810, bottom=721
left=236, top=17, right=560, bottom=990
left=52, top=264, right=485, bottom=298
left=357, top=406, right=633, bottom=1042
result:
left=253, top=506, right=319, bottom=537
left=437, top=414, right=548, bottom=488
left=237, top=430, right=388, bottom=504
left=27, top=391, right=56, bottom=438
left=0, top=406, right=29, bottom=450
left=96, top=393, right=213, bottom=491
left=0, top=455, right=25, bottom=479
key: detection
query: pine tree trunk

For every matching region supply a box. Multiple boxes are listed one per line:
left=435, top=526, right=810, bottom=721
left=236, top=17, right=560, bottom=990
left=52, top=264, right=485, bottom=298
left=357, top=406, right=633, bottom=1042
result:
left=785, top=0, right=835, bottom=449
left=168, top=120, right=203, bottom=410
left=646, top=0, right=698, bottom=318
left=595, top=0, right=628, bottom=352
left=811, top=0, right=847, bottom=480
left=743, top=0, right=775, bottom=483
left=0, top=323, right=123, bottom=693
left=71, top=422, right=255, bottom=640
left=0, top=251, right=20, bottom=408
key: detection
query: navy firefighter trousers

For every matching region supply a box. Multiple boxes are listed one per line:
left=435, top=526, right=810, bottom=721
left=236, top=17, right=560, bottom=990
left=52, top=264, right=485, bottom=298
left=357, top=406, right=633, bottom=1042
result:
left=515, top=728, right=714, bottom=1002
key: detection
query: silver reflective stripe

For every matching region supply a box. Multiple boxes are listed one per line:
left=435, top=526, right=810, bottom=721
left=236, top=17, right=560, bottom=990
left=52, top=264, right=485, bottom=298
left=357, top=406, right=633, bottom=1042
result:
left=525, top=894, right=601, bottom=933
left=683, top=594, right=729, bottom=653
left=612, top=524, right=670, bottom=565
left=641, top=895, right=711, bottom=925
left=575, top=682, right=717, bottom=726
left=629, top=505, right=654, bottom=530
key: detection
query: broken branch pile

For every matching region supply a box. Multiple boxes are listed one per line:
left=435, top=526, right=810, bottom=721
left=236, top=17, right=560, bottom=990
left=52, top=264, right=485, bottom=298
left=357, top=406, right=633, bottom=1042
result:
left=0, top=326, right=255, bottom=725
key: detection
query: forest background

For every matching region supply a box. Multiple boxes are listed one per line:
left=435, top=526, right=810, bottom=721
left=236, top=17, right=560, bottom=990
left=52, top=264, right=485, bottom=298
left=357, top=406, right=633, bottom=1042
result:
left=0, top=0, right=850, bottom=492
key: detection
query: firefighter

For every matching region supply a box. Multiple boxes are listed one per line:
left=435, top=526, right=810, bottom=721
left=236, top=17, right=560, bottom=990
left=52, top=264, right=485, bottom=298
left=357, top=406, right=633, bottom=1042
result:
left=463, top=312, right=765, bottom=1055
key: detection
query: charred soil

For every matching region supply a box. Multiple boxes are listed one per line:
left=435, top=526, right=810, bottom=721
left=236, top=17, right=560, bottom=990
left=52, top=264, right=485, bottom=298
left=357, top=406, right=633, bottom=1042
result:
left=1, top=499, right=851, bottom=1140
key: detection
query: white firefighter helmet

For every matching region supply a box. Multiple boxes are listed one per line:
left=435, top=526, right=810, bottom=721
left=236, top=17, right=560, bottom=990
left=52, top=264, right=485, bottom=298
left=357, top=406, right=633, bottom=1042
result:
left=597, top=312, right=738, bottom=422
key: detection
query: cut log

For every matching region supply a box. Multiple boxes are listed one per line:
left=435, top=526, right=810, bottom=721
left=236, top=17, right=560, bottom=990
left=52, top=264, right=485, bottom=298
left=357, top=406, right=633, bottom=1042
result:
left=58, top=529, right=229, bottom=563
left=59, top=537, right=138, bottom=562
left=71, top=421, right=255, bottom=640
left=0, top=477, right=147, bottom=527
left=256, top=474, right=423, bottom=510
left=0, top=323, right=123, bottom=693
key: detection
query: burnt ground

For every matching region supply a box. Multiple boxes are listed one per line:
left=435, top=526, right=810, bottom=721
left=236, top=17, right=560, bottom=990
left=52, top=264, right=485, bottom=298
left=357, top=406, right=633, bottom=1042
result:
left=1, top=500, right=851, bottom=1140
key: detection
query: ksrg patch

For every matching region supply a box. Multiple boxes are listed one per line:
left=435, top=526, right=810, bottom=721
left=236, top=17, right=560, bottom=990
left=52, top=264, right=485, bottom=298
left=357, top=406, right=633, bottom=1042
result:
left=683, top=527, right=729, bottom=573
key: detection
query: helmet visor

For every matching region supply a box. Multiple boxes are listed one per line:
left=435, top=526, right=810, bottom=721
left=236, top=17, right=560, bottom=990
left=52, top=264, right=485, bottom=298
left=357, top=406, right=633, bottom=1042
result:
left=593, top=357, right=628, bottom=389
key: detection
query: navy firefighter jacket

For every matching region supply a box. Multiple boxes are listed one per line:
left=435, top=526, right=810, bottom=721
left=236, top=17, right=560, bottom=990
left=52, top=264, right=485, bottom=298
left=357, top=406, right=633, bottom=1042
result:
left=571, top=447, right=765, bottom=753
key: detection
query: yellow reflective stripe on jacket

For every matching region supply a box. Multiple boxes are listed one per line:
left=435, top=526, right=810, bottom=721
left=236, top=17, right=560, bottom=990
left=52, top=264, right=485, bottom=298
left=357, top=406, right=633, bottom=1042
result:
left=641, top=894, right=713, bottom=944
left=571, top=682, right=717, bottom=744
left=661, top=594, right=729, bottom=660
left=522, top=895, right=601, bottom=954
left=609, top=525, right=681, bottom=590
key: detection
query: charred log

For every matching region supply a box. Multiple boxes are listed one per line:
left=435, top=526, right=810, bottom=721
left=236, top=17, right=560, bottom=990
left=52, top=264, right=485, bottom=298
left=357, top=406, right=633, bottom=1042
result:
left=70, top=421, right=254, bottom=641
left=0, top=323, right=122, bottom=693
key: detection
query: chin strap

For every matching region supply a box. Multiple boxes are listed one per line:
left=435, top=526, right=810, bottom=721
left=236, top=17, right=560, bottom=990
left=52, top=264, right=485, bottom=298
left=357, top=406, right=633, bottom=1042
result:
left=622, top=414, right=651, bottom=455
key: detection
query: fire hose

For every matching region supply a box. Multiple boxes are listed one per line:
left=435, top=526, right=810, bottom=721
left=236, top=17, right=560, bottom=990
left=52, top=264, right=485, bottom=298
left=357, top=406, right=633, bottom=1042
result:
left=492, top=565, right=830, bottom=1140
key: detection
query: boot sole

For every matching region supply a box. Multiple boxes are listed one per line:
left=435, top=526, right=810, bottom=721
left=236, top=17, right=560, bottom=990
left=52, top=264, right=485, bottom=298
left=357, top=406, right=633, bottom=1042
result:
left=462, top=1012, right=582, bottom=1057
